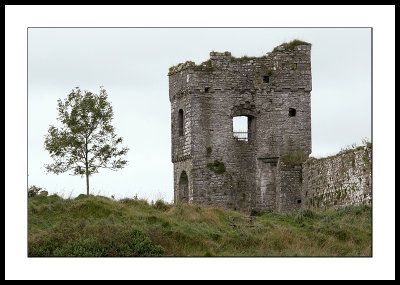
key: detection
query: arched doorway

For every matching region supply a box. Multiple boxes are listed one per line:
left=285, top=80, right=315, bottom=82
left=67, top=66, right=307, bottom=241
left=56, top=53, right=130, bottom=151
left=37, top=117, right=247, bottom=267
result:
left=179, top=171, right=189, bottom=203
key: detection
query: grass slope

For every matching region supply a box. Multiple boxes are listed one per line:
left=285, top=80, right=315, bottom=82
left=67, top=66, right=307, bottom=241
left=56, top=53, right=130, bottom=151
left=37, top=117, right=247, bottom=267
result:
left=28, top=194, right=371, bottom=257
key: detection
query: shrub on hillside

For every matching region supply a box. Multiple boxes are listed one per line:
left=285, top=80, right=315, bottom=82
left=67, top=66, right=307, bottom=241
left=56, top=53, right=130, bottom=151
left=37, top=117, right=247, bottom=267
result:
left=28, top=185, right=46, bottom=198
left=153, top=199, right=171, bottom=211
left=29, top=227, right=164, bottom=257
left=122, top=229, right=164, bottom=256
left=119, top=197, right=149, bottom=207
left=75, top=194, right=89, bottom=200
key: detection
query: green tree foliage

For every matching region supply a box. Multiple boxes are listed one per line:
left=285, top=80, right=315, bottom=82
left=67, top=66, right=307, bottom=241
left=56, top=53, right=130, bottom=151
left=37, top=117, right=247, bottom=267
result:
left=44, top=87, right=129, bottom=195
left=28, top=185, right=45, bottom=198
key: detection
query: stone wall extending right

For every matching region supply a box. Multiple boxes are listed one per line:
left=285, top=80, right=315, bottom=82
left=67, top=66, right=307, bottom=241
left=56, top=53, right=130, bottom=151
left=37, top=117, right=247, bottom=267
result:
left=302, top=145, right=372, bottom=210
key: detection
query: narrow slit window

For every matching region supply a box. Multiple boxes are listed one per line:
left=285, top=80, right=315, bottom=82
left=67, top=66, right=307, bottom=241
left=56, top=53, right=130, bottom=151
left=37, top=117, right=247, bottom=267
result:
left=289, top=108, right=296, bottom=117
left=178, top=109, right=184, bottom=136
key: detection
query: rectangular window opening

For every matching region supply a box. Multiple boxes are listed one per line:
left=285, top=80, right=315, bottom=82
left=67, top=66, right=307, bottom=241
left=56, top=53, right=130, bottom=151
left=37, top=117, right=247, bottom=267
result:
left=205, top=87, right=210, bottom=93
left=263, top=76, right=269, bottom=83
left=233, top=116, right=249, bottom=142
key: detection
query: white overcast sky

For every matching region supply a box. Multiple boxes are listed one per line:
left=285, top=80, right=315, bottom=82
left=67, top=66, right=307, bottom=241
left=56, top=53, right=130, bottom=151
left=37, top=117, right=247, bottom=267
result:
left=27, top=27, right=372, bottom=201
left=5, top=5, right=395, bottom=281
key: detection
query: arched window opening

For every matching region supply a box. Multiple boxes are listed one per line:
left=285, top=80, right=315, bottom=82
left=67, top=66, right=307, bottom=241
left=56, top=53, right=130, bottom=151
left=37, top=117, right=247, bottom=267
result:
left=179, top=171, right=189, bottom=203
left=178, top=109, right=184, bottom=137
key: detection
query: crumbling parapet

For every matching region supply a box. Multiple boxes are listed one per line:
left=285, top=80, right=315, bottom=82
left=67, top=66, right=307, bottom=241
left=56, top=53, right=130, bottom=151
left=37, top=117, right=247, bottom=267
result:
left=302, top=144, right=372, bottom=211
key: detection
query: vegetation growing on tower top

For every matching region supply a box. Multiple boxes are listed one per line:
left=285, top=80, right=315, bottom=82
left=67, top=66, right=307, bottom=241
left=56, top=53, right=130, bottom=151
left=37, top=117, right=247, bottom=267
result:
left=168, top=39, right=311, bottom=76
left=273, top=39, right=312, bottom=52
left=168, top=58, right=218, bottom=75
left=168, top=61, right=196, bottom=75
left=193, top=59, right=215, bottom=72
left=231, top=55, right=258, bottom=61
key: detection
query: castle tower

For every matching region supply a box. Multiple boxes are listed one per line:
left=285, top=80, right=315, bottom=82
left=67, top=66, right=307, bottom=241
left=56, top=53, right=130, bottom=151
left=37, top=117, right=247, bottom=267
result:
left=168, top=40, right=312, bottom=213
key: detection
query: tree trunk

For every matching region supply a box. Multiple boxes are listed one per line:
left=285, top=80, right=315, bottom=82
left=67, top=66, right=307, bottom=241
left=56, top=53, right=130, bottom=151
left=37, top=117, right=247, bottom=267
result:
left=85, top=138, right=89, bottom=196
left=86, top=170, right=89, bottom=196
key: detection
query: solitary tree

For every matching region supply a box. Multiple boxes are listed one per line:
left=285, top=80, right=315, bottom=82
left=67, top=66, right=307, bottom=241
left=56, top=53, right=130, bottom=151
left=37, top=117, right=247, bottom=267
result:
left=44, top=87, right=129, bottom=196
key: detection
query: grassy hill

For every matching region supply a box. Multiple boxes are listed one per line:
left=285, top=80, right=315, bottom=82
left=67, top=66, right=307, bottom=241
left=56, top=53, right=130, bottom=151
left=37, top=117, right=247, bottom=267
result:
left=28, top=194, right=372, bottom=257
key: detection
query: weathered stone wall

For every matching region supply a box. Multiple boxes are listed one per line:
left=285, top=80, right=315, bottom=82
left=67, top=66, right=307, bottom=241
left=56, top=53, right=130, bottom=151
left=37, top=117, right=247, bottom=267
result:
left=169, top=65, right=193, bottom=202
left=277, top=162, right=303, bottom=212
left=170, top=81, right=192, bottom=162
left=169, top=41, right=313, bottom=213
left=302, top=146, right=372, bottom=210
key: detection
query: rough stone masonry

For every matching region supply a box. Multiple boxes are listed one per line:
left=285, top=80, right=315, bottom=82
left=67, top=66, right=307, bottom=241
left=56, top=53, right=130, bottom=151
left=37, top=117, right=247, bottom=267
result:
left=168, top=40, right=313, bottom=213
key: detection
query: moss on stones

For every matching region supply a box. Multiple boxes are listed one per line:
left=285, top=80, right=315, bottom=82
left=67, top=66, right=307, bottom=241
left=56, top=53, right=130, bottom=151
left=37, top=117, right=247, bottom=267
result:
left=207, top=160, right=226, bottom=174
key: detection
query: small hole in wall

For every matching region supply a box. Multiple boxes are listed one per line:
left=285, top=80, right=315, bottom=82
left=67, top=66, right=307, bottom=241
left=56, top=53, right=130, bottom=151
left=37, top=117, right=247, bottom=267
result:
left=297, top=199, right=302, bottom=204
left=205, top=87, right=210, bottom=93
left=289, top=108, right=296, bottom=117
left=263, top=76, right=269, bottom=83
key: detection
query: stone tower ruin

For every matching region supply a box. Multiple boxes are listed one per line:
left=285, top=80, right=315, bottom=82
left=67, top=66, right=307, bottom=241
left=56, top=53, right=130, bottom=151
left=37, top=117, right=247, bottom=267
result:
left=168, top=40, right=312, bottom=213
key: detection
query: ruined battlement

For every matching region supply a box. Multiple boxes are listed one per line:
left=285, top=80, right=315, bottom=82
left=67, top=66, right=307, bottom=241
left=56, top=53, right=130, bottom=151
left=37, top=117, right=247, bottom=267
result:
left=169, top=41, right=312, bottom=103
left=168, top=40, right=311, bottom=75
left=169, top=40, right=313, bottom=213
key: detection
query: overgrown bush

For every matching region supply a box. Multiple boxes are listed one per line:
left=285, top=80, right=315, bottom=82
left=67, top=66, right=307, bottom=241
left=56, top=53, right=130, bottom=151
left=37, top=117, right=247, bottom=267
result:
left=29, top=228, right=164, bottom=257
left=153, top=199, right=171, bottom=211
left=280, top=150, right=308, bottom=166
left=250, top=209, right=264, bottom=216
left=119, top=229, right=164, bottom=256
left=75, top=194, right=89, bottom=200
left=119, top=197, right=149, bottom=207
left=28, top=185, right=46, bottom=198
left=39, top=190, right=48, bottom=196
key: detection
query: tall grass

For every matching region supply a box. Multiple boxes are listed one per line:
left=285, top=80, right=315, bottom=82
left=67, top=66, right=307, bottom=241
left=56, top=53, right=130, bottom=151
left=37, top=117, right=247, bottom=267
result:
left=280, top=150, right=309, bottom=166
left=28, top=194, right=371, bottom=257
